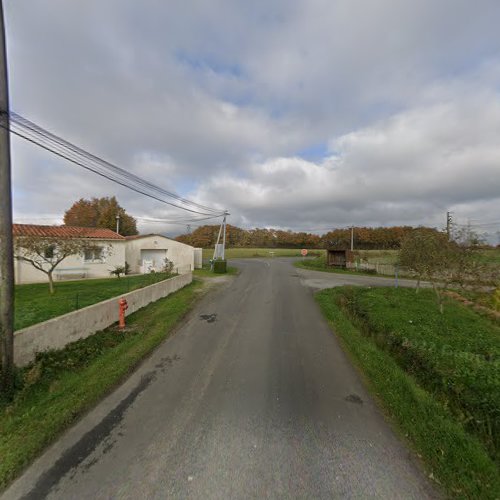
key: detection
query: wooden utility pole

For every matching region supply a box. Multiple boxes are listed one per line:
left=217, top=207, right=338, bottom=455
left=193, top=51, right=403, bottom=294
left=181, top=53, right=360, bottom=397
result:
left=0, top=0, right=14, bottom=392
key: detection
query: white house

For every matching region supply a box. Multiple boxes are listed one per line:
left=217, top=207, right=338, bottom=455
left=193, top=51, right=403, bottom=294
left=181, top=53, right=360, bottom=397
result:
left=125, top=234, right=196, bottom=274
left=12, top=225, right=199, bottom=284
left=13, top=224, right=127, bottom=284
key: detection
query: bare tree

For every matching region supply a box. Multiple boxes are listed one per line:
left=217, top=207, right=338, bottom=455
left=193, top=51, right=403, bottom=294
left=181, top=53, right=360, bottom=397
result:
left=399, top=229, right=449, bottom=293
left=14, top=236, right=101, bottom=294
left=399, top=227, right=496, bottom=313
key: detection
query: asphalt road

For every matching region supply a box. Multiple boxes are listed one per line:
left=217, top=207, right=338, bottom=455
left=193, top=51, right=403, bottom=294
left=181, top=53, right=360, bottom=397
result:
left=295, top=265, right=427, bottom=291
left=4, top=259, right=438, bottom=499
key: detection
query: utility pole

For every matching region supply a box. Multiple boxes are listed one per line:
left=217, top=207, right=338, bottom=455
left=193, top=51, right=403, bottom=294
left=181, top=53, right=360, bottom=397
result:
left=446, top=211, right=453, bottom=241
left=222, top=212, right=228, bottom=260
left=115, top=213, right=120, bottom=234
left=212, top=222, right=223, bottom=261
left=187, top=224, right=191, bottom=234
left=350, top=225, right=354, bottom=251
left=0, top=0, right=14, bottom=392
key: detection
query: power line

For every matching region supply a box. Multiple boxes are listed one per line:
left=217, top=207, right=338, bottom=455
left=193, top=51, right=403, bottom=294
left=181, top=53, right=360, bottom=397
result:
left=455, top=221, right=500, bottom=228
left=135, top=214, right=223, bottom=226
left=2, top=111, right=226, bottom=217
left=9, top=111, right=222, bottom=214
left=136, top=214, right=223, bottom=223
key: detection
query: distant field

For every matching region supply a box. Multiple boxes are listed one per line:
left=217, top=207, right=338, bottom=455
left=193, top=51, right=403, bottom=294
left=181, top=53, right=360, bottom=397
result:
left=201, top=248, right=324, bottom=260
left=355, top=249, right=398, bottom=264
left=201, top=247, right=500, bottom=265
left=478, top=248, right=500, bottom=265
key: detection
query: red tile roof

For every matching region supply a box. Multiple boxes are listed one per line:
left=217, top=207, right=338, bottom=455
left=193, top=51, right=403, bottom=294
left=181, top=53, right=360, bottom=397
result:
left=13, top=224, right=125, bottom=240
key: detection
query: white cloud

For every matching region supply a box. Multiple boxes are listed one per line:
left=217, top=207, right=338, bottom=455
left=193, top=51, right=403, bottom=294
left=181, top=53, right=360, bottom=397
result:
left=4, top=0, right=500, bottom=235
left=193, top=87, right=500, bottom=232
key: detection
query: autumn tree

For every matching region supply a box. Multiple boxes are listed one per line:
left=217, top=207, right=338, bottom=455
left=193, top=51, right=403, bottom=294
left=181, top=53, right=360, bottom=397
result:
left=175, top=224, right=451, bottom=250
left=14, top=236, right=100, bottom=294
left=63, top=196, right=138, bottom=236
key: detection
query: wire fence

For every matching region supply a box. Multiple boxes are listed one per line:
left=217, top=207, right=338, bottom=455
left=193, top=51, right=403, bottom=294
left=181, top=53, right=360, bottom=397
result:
left=347, top=261, right=405, bottom=276
left=15, top=271, right=187, bottom=332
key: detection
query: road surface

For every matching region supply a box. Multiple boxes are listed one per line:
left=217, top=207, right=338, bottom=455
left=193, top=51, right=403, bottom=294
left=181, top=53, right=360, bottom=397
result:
left=295, top=265, right=426, bottom=291
left=4, top=259, right=438, bottom=499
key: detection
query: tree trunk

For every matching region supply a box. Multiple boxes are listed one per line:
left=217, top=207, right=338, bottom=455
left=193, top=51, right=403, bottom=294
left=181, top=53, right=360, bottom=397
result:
left=48, top=271, right=55, bottom=294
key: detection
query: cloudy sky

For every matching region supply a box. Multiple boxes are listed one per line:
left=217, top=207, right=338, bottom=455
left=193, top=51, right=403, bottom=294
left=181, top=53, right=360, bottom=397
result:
left=5, top=0, right=500, bottom=239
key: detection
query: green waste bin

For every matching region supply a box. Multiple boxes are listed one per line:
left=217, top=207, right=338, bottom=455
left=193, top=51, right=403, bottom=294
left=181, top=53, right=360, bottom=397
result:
left=213, top=260, right=227, bottom=273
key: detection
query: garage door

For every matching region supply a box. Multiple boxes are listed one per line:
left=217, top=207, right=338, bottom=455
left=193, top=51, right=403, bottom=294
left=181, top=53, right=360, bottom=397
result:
left=140, top=249, right=167, bottom=273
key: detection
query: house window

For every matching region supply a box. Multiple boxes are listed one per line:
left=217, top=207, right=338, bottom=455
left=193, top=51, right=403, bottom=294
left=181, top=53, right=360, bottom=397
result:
left=44, top=245, right=55, bottom=259
left=84, top=247, right=104, bottom=263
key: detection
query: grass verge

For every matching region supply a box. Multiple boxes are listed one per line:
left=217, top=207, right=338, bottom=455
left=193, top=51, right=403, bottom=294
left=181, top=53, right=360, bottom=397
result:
left=316, top=286, right=500, bottom=499
left=15, top=272, right=174, bottom=331
left=193, top=264, right=239, bottom=278
left=0, top=279, right=204, bottom=490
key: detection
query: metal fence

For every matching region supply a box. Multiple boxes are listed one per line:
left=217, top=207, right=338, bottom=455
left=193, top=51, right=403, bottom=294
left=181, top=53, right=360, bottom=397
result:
left=347, top=261, right=411, bottom=277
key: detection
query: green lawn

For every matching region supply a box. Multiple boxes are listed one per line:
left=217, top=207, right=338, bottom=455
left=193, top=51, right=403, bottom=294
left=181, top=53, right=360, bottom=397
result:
left=15, top=273, right=174, bottom=331
left=316, top=286, right=500, bottom=499
left=1, top=279, right=205, bottom=489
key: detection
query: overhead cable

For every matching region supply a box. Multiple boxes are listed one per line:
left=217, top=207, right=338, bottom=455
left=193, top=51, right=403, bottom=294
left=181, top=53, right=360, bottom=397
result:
left=2, top=110, right=225, bottom=217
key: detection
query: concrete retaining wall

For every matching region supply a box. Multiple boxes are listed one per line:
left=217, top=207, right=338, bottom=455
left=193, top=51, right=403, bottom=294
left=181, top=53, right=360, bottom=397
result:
left=14, top=272, right=192, bottom=367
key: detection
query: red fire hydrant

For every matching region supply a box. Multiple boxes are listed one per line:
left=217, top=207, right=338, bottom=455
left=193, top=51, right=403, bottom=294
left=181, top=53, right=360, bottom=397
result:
left=118, top=298, right=128, bottom=330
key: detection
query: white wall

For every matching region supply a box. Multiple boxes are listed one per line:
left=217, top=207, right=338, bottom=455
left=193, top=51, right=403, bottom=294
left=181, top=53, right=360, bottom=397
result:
left=14, top=273, right=192, bottom=366
left=194, top=248, right=203, bottom=269
left=14, top=240, right=126, bottom=284
left=125, top=235, right=194, bottom=274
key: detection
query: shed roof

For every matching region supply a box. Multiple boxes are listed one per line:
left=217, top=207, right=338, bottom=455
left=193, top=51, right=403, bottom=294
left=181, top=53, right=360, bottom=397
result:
left=125, top=233, right=175, bottom=241
left=125, top=233, right=193, bottom=248
left=13, top=224, right=125, bottom=240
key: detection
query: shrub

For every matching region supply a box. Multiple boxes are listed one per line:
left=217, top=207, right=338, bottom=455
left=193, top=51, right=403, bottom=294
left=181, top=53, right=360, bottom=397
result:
left=110, top=265, right=127, bottom=278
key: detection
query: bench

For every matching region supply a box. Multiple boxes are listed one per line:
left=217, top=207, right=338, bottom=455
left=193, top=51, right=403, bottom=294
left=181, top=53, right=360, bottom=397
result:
left=55, top=268, right=88, bottom=280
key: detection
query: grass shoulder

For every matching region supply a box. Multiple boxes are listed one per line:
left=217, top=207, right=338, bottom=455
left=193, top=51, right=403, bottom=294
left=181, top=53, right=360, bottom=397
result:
left=315, top=286, right=500, bottom=499
left=0, top=278, right=206, bottom=490
left=193, top=264, right=239, bottom=278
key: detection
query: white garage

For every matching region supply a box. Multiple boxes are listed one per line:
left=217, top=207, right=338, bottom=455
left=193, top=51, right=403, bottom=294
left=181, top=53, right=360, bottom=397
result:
left=140, top=249, right=167, bottom=273
left=125, top=234, right=195, bottom=274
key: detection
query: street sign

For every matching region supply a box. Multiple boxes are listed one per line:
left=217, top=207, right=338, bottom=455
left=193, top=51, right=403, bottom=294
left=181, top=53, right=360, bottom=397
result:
left=301, top=248, right=308, bottom=256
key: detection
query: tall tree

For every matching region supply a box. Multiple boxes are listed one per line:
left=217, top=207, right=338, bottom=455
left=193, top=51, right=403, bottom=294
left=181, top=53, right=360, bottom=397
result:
left=63, top=197, right=138, bottom=236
